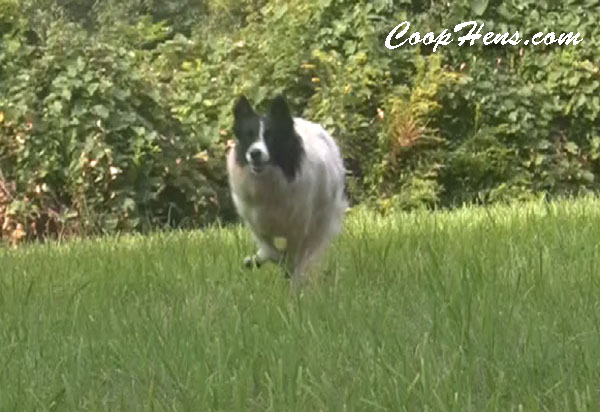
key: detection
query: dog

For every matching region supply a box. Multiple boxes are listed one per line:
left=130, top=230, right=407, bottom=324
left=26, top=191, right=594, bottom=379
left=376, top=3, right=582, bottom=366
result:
left=226, top=94, right=347, bottom=282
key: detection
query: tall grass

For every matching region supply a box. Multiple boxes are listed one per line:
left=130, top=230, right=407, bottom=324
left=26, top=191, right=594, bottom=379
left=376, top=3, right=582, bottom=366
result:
left=1, top=198, right=599, bottom=411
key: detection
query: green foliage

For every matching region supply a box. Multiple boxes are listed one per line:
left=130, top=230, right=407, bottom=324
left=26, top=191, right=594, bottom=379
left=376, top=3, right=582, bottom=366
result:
left=0, top=0, right=18, bottom=35
left=0, top=17, right=225, bottom=241
left=2, top=0, right=600, bottom=240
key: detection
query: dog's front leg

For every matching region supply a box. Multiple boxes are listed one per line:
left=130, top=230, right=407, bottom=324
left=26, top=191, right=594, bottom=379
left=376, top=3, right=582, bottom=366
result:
left=282, top=237, right=310, bottom=282
left=285, top=229, right=329, bottom=284
left=244, top=233, right=284, bottom=269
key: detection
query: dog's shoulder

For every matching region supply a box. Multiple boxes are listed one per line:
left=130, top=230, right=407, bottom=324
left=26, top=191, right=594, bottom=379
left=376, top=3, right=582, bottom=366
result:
left=292, top=117, right=345, bottom=184
left=293, top=117, right=323, bottom=138
left=293, top=117, right=339, bottom=150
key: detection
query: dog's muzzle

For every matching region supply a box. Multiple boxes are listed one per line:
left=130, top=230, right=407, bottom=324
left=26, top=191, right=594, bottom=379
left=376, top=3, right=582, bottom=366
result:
left=247, top=147, right=268, bottom=174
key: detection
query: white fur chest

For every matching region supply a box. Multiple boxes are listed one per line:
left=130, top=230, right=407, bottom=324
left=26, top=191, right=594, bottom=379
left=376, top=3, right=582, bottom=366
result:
left=227, top=147, right=304, bottom=237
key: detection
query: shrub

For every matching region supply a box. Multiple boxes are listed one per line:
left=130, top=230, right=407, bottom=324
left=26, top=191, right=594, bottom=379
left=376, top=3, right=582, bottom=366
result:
left=0, top=18, right=226, bottom=243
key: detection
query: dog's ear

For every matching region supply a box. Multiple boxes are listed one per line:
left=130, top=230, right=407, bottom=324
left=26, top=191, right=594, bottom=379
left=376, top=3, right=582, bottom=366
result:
left=233, top=95, right=254, bottom=119
left=268, top=94, right=293, bottom=123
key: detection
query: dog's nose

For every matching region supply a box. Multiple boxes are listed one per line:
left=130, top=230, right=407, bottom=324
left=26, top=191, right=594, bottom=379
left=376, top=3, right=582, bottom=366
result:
left=249, top=148, right=262, bottom=162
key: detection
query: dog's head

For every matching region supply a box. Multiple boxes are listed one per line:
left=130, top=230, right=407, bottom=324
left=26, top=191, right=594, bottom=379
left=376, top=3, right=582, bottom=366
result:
left=232, top=94, right=304, bottom=180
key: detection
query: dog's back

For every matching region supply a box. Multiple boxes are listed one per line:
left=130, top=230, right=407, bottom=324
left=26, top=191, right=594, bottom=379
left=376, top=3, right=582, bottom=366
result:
left=291, top=117, right=347, bottom=236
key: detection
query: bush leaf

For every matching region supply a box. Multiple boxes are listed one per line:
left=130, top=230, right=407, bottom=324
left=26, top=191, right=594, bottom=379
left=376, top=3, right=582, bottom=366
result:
left=471, top=0, right=489, bottom=15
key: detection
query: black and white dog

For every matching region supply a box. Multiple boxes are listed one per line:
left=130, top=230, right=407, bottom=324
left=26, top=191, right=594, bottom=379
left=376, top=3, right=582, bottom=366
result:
left=227, top=94, right=347, bottom=282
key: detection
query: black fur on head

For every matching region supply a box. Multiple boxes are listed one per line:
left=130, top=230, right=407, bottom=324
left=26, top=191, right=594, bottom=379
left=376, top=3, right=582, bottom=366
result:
left=263, top=94, right=304, bottom=180
left=232, top=94, right=304, bottom=181
left=232, top=95, right=260, bottom=166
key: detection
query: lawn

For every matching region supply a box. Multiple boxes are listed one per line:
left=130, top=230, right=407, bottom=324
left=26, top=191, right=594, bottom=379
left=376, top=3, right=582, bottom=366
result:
left=1, top=198, right=599, bottom=411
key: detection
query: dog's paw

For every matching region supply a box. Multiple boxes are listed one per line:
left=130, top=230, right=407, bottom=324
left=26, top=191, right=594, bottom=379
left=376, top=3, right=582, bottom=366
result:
left=243, top=255, right=261, bottom=269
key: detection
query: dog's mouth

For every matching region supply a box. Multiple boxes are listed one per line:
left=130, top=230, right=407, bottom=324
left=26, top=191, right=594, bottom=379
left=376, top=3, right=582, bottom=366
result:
left=249, top=162, right=267, bottom=174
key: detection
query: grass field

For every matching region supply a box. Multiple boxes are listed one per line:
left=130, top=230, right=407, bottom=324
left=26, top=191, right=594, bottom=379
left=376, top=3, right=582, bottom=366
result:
left=1, top=198, right=600, bottom=411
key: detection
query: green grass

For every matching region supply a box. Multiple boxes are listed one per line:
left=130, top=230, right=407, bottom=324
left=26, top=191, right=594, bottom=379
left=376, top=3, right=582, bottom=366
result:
left=1, top=198, right=600, bottom=411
